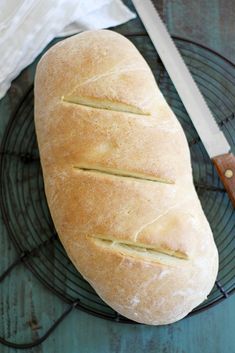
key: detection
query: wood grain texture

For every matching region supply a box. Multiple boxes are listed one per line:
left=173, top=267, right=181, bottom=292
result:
left=121, top=0, right=235, bottom=63
left=213, top=153, right=235, bottom=207
left=164, top=0, right=235, bottom=63
left=0, top=0, right=235, bottom=352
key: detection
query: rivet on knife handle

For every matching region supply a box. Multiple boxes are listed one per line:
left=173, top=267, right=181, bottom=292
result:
left=212, top=153, right=235, bottom=208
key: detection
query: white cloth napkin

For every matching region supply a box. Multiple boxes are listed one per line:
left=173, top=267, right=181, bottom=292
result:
left=0, top=0, right=136, bottom=99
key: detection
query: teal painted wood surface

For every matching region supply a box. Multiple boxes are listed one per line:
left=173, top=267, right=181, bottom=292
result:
left=0, top=0, right=235, bottom=352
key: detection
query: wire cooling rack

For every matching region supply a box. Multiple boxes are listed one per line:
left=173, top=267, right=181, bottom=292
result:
left=0, top=37, right=234, bottom=349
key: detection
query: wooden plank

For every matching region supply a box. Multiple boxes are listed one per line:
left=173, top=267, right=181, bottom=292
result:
left=164, top=0, right=235, bottom=62
left=116, top=0, right=235, bottom=63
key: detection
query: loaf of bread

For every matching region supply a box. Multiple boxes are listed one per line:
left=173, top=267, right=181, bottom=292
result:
left=35, top=30, right=218, bottom=325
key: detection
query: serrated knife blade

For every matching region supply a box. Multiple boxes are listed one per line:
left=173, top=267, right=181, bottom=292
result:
left=132, top=0, right=235, bottom=207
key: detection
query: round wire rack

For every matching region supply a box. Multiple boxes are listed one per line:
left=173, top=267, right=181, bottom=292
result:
left=0, top=36, right=235, bottom=348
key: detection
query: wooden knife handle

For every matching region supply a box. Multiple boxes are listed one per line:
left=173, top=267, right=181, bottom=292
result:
left=212, top=153, right=235, bottom=208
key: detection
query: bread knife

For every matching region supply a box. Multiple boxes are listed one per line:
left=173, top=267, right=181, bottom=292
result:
left=132, top=0, right=235, bottom=207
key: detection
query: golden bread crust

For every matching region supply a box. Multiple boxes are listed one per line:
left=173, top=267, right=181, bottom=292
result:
left=35, top=30, right=218, bottom=325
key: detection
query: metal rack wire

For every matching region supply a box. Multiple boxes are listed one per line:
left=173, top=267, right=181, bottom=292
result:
left=0, top=37, right=234, bottom=349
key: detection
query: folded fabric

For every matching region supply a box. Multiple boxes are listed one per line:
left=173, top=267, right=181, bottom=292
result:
left=0, top=0, right=136, bottom=99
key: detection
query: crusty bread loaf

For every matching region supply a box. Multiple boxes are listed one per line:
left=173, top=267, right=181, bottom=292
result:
left=35, top=30, right=218, bottom=325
